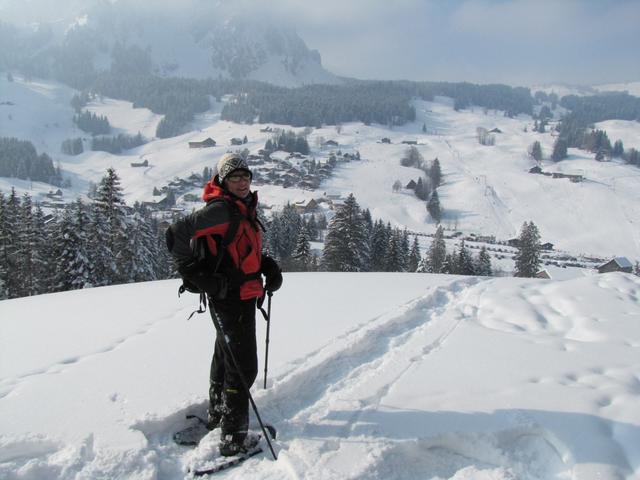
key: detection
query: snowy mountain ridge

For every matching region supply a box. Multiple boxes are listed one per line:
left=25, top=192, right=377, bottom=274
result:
left=0, top=0, right=340, bottom=87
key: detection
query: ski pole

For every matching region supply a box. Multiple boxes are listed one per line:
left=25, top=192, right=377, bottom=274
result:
left=209, top=302, right=278, bottom=461
left=263, top=292, right=273, bottom=389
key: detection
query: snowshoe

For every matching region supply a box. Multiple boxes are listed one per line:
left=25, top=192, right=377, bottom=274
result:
left=173, top=414, right=210, bottom=447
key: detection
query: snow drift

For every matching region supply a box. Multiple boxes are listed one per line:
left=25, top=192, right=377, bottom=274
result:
left=1, top=272, right=639, bottom=479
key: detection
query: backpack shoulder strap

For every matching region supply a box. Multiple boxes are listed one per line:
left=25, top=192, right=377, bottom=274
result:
left=205, top=197, right=242, bottom=272
left=220, top=200, right=241, bottom=248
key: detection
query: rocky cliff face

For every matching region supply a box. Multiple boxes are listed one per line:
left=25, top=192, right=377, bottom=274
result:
left=2, top=0, right=339, bottom=87
left=198, top=19, right=339, bottom=86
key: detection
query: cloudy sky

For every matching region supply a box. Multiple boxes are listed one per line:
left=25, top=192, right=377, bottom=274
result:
left=243, top=0, right=640, bottom=86
left=2, top=0, right=639, bottom=86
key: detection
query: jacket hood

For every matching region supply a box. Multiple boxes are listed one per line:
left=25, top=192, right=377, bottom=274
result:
left=202, top=175, right=226, bottom=202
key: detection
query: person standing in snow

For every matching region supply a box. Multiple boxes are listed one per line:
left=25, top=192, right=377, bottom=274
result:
left=165, top=153, right=282, bottom=456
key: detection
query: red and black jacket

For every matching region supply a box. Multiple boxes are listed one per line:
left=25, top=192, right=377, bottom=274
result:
left=167, top=176, right=264, bottom=300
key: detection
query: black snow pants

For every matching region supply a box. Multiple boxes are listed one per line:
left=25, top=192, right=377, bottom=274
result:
left=208, top=297, right=258, bottom=436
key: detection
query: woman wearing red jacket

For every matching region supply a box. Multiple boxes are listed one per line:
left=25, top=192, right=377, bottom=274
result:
left=166, top=153, right=282, bottom=456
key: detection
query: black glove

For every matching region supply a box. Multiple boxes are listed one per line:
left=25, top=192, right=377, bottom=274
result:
left=261, top=255, right=282, bottom=293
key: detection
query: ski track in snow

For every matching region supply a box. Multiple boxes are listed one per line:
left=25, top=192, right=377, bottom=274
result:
left=5, top=275, right=639, bottom=479
left=127, top=278, right=482, bottom=479
left=253, top=277, right=576, bottom=480
left=132, top=276, right=576, bottom=479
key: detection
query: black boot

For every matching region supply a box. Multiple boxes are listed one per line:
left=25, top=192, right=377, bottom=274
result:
left=218, top=387, right=250, bottom=455
left=218, top=432, right=249, bottom=456
left=207, top=382, right=224, bottom=430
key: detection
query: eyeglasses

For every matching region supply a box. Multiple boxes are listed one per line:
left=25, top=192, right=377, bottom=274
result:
left=226, top=173, right=251, bottom=183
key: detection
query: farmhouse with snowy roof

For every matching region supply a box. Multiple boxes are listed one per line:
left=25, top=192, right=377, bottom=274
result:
left=597, top=257, right=633, bottom=274
left=188, top=138, right=216, bottom=148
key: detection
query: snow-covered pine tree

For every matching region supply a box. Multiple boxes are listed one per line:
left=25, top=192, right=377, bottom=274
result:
left=551, top=138, right=568, bottom=162
left=612, top=140, right=624, bottom=158
left=94, top=168, right=128, bottom=284
left=87, top=197, right=118, bottom=286
left=369, top=220, right=389, bottom=271
left=15, top=193, right=36, bottom=297
left=529, top=141, right=543, bottom=162
left=457, top=240, right=475, bottom=275
left=360, top=208, right=374, bottom=270
left=280, top=203, right=302, bottom=262
left=119, top=206, right=157, bottom=282
left=429, top=158, right=442, bottom=187
left=292, top=225, right=312, bottom=272
left=0, top=262, right=6, bottom=299
left=262, top=215, right=279, bottom=259
left=3, top=189, right=20, bottom=297
left=385, top=229, right=405, bottom=272
left=53, top=199, right=92, bottom=291
left=427, top=190, right=442, bottom=223
left=0, top=192, right=9, bottom=299
left=305, top=214, right=319, bottom=241
left=400, top=229, right=410, bottom=271
left=416, top=256, right=429, bottom=273
left=265, top=203, right=302, bottom=268
left=443, top=248, right=459, bottom=274
left=150, top=213, right=174, bottom=280
left=514, top=221, right=542, bottom=277
left=427, top=226, right=447, bottom=273
left=476, top=246, right=493, bottom=276
left=414, top=177, right=429, bottom=200
left=316, top=213, right=327, bottom=233
left=32, top=203, right=54, bottom=294
left=408, top=236, right=421, bottom=272
left=322, top=194, right=369, bottom=272
left=362, top=208, right=373, bottom=236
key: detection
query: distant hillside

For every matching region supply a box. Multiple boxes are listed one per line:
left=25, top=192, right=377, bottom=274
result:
left=3, top=71, right=640, bottom=263
left=0, top=1, right=340, bottom=88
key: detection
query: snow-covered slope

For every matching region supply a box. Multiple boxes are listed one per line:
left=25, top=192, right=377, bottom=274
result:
left=594, top=82, right=640, bottom=97
left=0, top=76, right=80, bottom=155
left=1, top=272, right=639, bottom=479
left=594, top=119, right=640, bottom=152
left=2, top=75, right=640, bottom=261
left=530, top=84, right=598, bottom=98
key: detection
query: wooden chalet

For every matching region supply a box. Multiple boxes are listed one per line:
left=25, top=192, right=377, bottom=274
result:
left=597, top=257, right=633, bottom=274
left=188, top=138, right=216, bottom=148
left=293, top=199, right=319, bottom=214
left=535, top=269, right=551, bottom=279
left=552, top=172, right=583, bottom=183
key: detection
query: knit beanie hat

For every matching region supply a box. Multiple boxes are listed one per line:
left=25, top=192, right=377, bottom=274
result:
left=216, top=153, right=252, bottom=183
